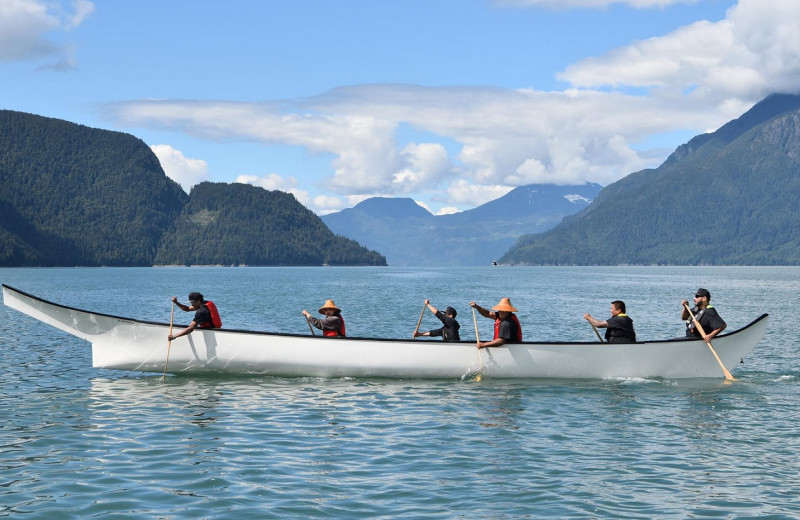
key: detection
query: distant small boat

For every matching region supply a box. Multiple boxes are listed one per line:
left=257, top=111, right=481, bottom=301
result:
left=491, top=260, right=498, bottom=266
left=3, top=284, right=767, bottom=380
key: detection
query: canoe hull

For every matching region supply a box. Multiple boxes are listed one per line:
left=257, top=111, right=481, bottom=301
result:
left=3, top=284, right=768, bottom=379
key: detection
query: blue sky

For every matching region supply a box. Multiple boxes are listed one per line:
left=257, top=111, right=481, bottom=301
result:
left=3, top=0, right=799, bottom=214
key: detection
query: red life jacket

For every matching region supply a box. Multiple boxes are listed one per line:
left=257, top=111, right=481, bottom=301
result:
left=323, top=315, right=346, bottom=337
left=494, top=314, right=522, bottom=342
left=199, top=300, right=222, bottom=329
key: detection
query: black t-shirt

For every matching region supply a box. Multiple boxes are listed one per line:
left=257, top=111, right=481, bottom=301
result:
left=686, top=306, right=725, bottom=338
left=496, top=315, right=520, bottom=343
left=193, top=305, right=213, bottom=328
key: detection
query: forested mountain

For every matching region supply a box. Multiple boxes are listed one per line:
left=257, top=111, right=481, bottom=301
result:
left=0, top=110, right=386, bottom=267
left=154, top=182, right=386, bottom=266
left=501, top=93, right=800, bottom=265
left=322, top=184, right=601, bottom=266
left=0, top=110, right=188, bottom=266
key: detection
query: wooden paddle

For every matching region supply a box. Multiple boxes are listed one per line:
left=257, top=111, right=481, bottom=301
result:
left=305, top=315, right=316, bottom=336
left=590, top=322, right=604, bottom=342
left=472, top=306, right=483, bottom=381
left=683, top=303, right=735, bottom=381
left=412, top=301, right=426, bottom=339
left=162, top=301, right=175, bottom=379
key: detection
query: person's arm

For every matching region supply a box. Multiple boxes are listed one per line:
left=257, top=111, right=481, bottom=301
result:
left=169, top=321, right=198, bottom=340
left=302, top=310, right=323, bottom=330
left=702, top=310, right=727, bottom=341
left=428, top=327, right=444, bottom=338
left=470, top=301, right=496, bottom=320
left=478, top=337, right=505, bottom=349
left=704, top=325, right=726, bottom=342
left=680, top=300, right=691, bottom=320
left=583, top=313, right=608, bottom=328
left=435, top=310, right=456, bottom=327
left=426, top=300, right=439, bottom=315
left=172, top=296, right=199, bottom=312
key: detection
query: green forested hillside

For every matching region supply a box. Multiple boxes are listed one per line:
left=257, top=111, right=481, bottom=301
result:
left=0, top=110, right=386, bottom=267
left=501, top=94, right=800, bottom=265
left=0, top=110, right=188, bottom=266
left=154, top=182, right=386, bottom=266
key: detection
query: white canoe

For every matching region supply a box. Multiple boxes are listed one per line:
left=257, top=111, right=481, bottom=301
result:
left=3, top=284, right=768, bottom=380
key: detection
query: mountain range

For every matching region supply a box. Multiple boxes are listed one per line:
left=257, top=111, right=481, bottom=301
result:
left=4, top=92, right=800, bottom=267
left=322, top=183, right=601, bottom=266
left=500, top=93, right=800, bottom=265
left=0, top=110, right=385, bottom=267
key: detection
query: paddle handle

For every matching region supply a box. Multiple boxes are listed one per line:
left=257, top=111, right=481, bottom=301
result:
left=412, top=301, right=426, bottom=339
left=306, top=315, right=316, bottom=336
left=472, top=306, right=480, bottom=345
left=590, top=322, right=604, bottom=342
left=684, top=303, right=735, bottom=381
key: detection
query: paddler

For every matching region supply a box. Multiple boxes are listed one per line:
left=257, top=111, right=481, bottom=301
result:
left=302, top=299, right=346, bottom=337
left=681, top=288, right=726, bottom=341
left=470, top=297, right=522, bottom=349
left=413, top=299, right=461, bottom=342
left=584, top=300, right=636, bottom=343
left=168, top=292, right=221, bottom=341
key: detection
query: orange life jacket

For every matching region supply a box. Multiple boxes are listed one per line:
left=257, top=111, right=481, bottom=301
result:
left=323, top=315, right=346, bottom=337
left=198, top=300, right=222, bottom=329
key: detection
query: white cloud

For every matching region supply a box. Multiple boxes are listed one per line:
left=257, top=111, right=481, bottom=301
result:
left=446, top=179, right=514, bottom=207
left=435, top=206, right=460, bottom=216
left=0, top=0, right=93, bottom=66
left=560, top=0, right=800, bottom=101
left=109, top=0, right=800, bottom=211
left=391, top=142, right=452, bottom=192
left=66, top=0, right=94, bottom=29
left=312, top=195, right=348, bottom=215
left=150, top=144, right=209, bottom=192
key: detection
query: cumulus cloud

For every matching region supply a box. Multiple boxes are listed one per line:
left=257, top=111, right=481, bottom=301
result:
left=0, top=0, right=94, bottom=66
left=150, top=144, right=209, bottom=192
left=109, top=0, right=800, bottom=211
left=446, top=179, right=515, bottom=207
left=312, top=195, right=348, bottom=215
left=559, top=0, right=800, bottom=101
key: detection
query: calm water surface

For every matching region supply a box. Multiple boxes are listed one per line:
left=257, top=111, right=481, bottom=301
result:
left=1, top=266, right=798, bottom=519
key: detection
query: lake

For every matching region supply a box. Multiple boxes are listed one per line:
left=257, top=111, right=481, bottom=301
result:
left=1, top=266, right=798, bottom=518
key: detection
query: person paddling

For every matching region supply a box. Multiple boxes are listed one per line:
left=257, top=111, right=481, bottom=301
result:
left=470, top=297, right=522, bottom=349
left=413, top=299, right=461, bottom=342
left=584, top=300, right=636, bottom=343
left=168, top=292, right=221, bottom=341
left=303, top=299, right=346, bottom=337
left=681, top=288, right=726, bottom=342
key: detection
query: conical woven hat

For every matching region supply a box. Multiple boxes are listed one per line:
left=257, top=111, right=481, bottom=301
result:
left=491, top=297, right=518, bottom=312
left=319, top=299, right=340, bottom=314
